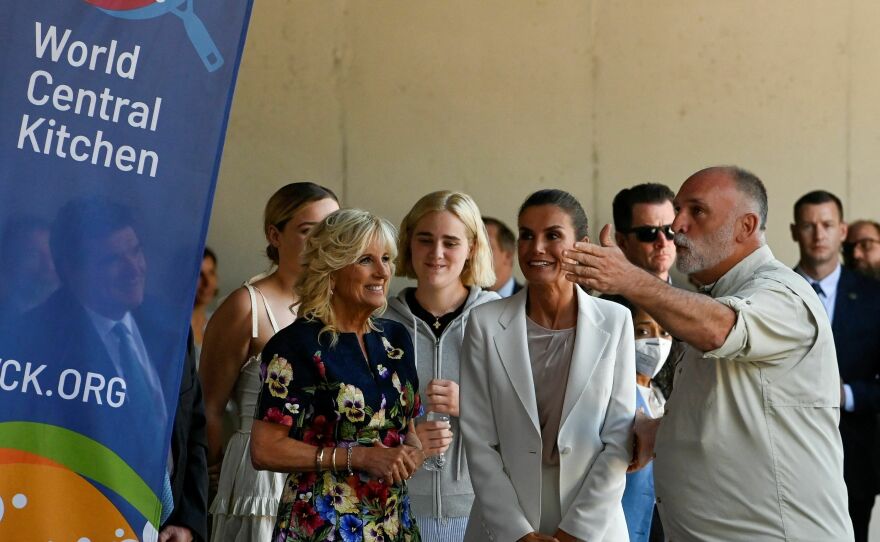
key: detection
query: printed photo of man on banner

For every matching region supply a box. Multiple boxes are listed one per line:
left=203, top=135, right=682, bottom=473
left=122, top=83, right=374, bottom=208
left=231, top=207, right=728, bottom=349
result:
left=0, top=1, right=253, bottom=540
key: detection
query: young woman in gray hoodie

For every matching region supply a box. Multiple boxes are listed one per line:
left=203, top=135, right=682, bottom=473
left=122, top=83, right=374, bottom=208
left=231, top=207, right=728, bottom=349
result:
left=385, top=190, right=499, bottom=541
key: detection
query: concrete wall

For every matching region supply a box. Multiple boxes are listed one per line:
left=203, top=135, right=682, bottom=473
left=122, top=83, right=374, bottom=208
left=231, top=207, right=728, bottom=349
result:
left=208, top=0, right=880, bottom=297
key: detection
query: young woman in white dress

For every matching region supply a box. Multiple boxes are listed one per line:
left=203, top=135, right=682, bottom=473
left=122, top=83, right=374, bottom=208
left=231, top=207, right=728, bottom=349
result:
left=199, top=182, right=339, bottom=540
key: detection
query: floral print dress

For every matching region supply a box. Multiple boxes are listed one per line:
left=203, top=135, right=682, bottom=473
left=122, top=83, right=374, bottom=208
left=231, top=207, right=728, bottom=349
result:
left=257, top=317, right=423, bottom=542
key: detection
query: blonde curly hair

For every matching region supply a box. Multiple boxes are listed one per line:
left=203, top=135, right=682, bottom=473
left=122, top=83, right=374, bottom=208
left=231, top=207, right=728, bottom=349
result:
left=395, top=190, right=495, bottom=288
left=296, top=208, right=397, bottom=346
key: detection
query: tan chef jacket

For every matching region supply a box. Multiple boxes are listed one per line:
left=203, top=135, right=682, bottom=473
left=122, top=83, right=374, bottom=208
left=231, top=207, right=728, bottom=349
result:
left=653, top=245, right=853, bottom=541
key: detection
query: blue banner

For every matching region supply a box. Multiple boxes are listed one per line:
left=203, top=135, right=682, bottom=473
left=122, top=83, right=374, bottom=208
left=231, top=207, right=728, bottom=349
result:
left=0, top=1, right=252, bottom=539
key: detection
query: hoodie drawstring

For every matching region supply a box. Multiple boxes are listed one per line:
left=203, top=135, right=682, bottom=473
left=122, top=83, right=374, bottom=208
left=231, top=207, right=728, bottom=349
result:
left=454, top=314, right=467, bottom=482
left=411, top=312, right=418, bottom=390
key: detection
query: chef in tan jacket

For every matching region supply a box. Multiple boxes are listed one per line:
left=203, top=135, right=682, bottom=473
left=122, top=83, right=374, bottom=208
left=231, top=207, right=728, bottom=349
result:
left=564, top=166, right=853, bottom=541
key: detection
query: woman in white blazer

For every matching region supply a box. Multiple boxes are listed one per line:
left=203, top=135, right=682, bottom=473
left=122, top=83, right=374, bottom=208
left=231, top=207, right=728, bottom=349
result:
left=461, top=189, right=636, bottom=542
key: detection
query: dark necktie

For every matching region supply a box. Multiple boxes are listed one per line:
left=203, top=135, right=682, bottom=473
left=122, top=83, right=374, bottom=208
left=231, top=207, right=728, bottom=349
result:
left=112, top=323, right=174, bottom=522
left=112, top=323, right=142, bottom=385
left=811, top=282, right=825, bottom=297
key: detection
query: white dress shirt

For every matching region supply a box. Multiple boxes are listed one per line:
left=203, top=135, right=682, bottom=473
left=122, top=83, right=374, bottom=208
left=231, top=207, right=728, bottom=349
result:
left=795, top=263, right=840, bottom=323
left=85, top=307, right=166, bottom=419
left=795, top=264, right=854, bottom=410
left=496, top=276, right=517, bottom=298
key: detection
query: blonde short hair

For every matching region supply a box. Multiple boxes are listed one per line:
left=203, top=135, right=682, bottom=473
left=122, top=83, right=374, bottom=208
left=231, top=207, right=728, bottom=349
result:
left=395, top=190, right=495, bottom=288
left=296, top=208, right=397, bottom=345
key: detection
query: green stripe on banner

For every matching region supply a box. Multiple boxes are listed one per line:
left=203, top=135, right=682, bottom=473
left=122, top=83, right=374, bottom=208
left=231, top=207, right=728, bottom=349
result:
left=0, top=421, right=160, bottom=525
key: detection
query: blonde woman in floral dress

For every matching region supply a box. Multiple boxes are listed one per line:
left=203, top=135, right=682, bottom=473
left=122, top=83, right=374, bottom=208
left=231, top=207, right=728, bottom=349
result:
left=251, top=209, right=425, bottom=541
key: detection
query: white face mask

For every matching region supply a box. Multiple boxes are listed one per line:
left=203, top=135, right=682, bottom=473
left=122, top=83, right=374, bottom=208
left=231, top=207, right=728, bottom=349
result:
left=635, top=338, right=672, bottom=379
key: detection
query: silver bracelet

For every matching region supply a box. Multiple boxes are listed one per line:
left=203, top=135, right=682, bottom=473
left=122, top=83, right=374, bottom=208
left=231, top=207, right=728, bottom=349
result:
left=346, top=446, right=354, bottom=475
left=316, top=447, right=325, bottom=472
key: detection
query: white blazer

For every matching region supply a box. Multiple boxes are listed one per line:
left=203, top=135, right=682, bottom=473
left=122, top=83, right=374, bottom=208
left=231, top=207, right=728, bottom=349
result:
left=460, top=286, right=635, bottom=542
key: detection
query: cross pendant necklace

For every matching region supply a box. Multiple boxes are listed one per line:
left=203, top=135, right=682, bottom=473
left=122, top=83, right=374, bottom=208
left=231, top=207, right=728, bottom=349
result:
left=432, top=318, right=442, bottom=330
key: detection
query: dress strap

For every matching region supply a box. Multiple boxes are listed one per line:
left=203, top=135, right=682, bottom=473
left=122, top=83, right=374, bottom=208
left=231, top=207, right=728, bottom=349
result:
left=251, top=285, right=281, bottom=334
left=243, top=283, right=260, bottom=339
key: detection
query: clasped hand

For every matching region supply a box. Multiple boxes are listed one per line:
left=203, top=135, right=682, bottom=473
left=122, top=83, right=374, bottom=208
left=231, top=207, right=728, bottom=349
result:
left=415, top=419, right=453, bottom=457
left=426, top=378, right=460, bottom=416
left=360, top=444, right=423, bottom=484
left=629, top=409, right=661, bottom=473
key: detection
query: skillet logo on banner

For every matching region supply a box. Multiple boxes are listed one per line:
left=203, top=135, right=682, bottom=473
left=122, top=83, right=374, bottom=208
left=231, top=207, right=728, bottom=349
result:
left=16, top=1, right=223, bottom=179
left=85, top=0, right=224, bottom=72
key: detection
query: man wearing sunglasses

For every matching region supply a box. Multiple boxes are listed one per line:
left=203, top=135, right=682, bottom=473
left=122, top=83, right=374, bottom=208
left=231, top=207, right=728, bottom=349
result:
left=610, top=183, right=679, bottom=399
left=612, top=183, right=677, bottom=284
left=608, top=183, right=678, bottom=542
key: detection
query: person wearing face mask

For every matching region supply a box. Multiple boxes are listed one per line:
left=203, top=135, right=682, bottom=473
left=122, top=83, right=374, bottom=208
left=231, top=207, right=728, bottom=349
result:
left=614, top=300, right=671, bottom=542
left=632, top=309, right=671, bottom=417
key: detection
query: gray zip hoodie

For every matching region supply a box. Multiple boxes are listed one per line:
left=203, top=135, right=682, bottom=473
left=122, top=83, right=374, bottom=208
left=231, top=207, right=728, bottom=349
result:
left=385, top=286, right=500, bottom=519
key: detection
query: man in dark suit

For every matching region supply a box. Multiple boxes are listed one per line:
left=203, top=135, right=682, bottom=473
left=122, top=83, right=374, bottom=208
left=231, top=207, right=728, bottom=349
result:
left=162, top=333, right=208, bottom=542
left=21, top=198, right=176, bottom=423
left=14, top=197, right=206, bottom=539
left=792, top=190, right=880, bottom=541
left=610, top=183, right=679, bottom=400
left=611, top=183, right=677, bottom=285
left=608, top=182, right=678, bottom=542
left=483, top=216, right=523, bottom=297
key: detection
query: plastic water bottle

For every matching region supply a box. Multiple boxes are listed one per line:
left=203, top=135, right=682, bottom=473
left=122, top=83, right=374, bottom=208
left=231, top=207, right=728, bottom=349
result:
left=422, top=411, right=450, bottom=471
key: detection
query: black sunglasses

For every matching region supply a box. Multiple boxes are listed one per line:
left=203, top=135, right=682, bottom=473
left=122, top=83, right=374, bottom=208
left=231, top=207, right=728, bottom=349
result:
left=624, top=224, right=675, bottom=243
